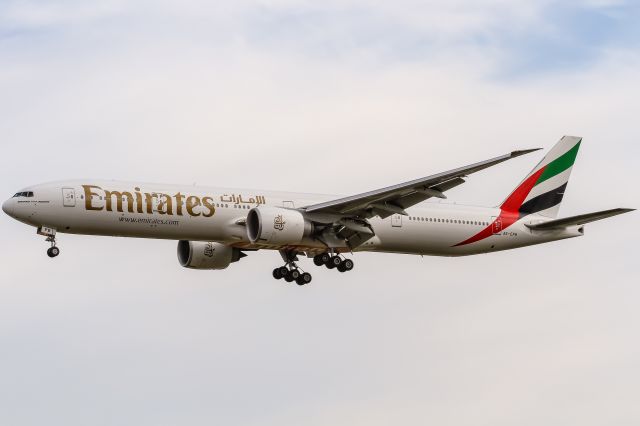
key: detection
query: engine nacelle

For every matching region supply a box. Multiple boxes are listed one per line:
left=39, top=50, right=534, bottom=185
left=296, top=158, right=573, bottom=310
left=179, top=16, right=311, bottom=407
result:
left=247, top=206, right=313, bottom=244
left=177, top=240, right=244, bottom=270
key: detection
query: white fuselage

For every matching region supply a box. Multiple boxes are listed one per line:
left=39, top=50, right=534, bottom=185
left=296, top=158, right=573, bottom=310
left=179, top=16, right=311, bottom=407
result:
left=3, top=180, right=583, bottom=257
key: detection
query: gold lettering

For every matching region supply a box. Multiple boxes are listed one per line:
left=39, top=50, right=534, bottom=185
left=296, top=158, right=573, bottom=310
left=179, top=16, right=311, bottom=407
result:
left=82, top=185, right=103, bottom=211
left=157, top=193, right=173, bottom=215
left=105, top=190, right=135, bottom=213
left=186, top=196, right=201, bottom=216
left=145, top=192, right=154, bottom=214
left=175, top=192, right=185, bottom=216
left=134, top=187, right=144, bottom=213
left=202, top=197, right=215, bottom=217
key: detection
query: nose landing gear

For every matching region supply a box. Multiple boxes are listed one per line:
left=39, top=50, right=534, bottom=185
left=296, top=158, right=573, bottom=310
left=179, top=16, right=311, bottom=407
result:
left=47, top=244, right=60, bottom=258
left=38, top=226, right=60, bottom=258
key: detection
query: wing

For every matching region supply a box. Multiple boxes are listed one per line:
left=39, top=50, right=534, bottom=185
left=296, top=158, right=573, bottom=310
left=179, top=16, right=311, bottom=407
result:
left=303, top=148, right=541, bottom=219
left=525, top=208, right=634, bottom=230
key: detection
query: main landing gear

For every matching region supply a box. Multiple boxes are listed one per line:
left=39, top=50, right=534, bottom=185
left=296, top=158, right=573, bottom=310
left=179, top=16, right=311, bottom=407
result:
left=272, top=266, right=312, bottom=286
left=313, top=253, right=354, bottom=273
left=272, top=250, right=354, bottom=285
left=273, top=249, right=313, bottom=286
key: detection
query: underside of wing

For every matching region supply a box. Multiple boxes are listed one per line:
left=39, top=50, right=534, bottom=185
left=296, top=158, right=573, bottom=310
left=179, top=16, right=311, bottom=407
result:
left=303, top=148, right=541, bottom=219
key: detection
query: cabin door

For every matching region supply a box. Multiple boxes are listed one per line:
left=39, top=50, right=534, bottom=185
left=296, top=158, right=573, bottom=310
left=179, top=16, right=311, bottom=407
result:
left=62, top=188, right=76, bottom=207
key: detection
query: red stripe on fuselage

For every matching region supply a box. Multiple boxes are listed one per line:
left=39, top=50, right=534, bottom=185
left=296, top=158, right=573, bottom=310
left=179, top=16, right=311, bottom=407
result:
left=454, top=168, right=545, bottom=247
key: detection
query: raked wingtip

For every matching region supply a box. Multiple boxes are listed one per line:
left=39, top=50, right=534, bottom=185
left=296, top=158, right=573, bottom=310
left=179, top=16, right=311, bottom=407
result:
left=511, top=148, right=543, bottom=157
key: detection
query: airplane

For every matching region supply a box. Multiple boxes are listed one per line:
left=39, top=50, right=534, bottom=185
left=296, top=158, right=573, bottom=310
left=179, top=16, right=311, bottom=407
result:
left=2, top=136, right=633, bottom=285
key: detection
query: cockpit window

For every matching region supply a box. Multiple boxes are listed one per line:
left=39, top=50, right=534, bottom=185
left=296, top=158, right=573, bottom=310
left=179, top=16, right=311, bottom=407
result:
left=12, top=191, right=34, bottom=198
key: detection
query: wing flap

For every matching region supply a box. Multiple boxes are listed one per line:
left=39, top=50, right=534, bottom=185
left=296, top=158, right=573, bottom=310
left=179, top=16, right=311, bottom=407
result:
left=526, top=208, right=634, bottom=230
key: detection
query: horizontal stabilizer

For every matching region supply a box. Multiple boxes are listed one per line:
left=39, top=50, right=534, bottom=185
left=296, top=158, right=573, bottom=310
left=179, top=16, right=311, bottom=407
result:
left=526, top=208, right=634, bottom=230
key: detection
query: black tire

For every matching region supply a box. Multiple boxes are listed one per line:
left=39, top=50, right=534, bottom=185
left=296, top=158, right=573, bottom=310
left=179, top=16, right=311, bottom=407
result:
left=47, top=247, right=59, bottom=258
left=313, top=255, right=325, bottom=266
left=343, top=259, right=354, bottom=271
left=273, top=268, right=283, bottom=280
left=278, top=266, right=289, bottom=276
left=296, top=273, right=312, bottom=286
left=284, top=271, right=295, bottom=282
left=290, top=269, right=301, bottom=280
left=337, top=263, right=347, bottom=273
left=326, top=256, right=341, bottom=269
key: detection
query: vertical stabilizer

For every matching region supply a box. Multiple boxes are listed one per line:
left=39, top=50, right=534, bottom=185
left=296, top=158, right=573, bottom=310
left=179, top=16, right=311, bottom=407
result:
left=500, top=135, right=581, bottom=218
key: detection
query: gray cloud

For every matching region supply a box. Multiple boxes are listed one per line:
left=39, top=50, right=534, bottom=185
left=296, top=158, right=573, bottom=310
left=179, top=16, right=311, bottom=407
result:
left=0, top=1, right=638, bottom=425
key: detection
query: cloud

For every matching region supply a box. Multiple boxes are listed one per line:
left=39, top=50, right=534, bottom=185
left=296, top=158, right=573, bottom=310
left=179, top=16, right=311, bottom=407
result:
left=0, top=1, right=638, bottom=425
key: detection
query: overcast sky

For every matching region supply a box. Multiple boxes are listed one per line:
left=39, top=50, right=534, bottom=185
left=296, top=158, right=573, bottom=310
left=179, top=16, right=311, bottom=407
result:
left=0, top=1, right=639, bottom=425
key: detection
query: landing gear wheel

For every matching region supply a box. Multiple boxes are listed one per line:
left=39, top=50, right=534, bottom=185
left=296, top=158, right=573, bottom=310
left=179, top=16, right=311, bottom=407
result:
left=314, top=253, right=331, bottom=266
left=326, top=256, right=342, bottom=269
left=285, top=269, right=301, bottom=282
left=343, top=259, right=354, bottom=271
left=278, top=266, right=289, bottom=277
left=290, top=269, right=301, bottom=281
left=295, top=272, right=312, bottom=285
left=47, top=247, right=60, bottom=258
left=273, top=268, right=284, bottom=280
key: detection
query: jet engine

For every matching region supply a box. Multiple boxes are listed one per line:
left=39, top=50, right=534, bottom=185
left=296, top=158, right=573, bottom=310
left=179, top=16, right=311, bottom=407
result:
left=177, top=240, right=245, bottom=270
left=246, top=206, right=313, bottom=244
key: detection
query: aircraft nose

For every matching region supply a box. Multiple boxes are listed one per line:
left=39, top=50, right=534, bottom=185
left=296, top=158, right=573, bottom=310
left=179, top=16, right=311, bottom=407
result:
left=2, top=199, right=13, bottom=216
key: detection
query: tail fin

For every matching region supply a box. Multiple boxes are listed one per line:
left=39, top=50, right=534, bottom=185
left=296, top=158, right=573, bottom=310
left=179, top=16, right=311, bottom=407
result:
left=500, top=135, right=582, bottom=218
